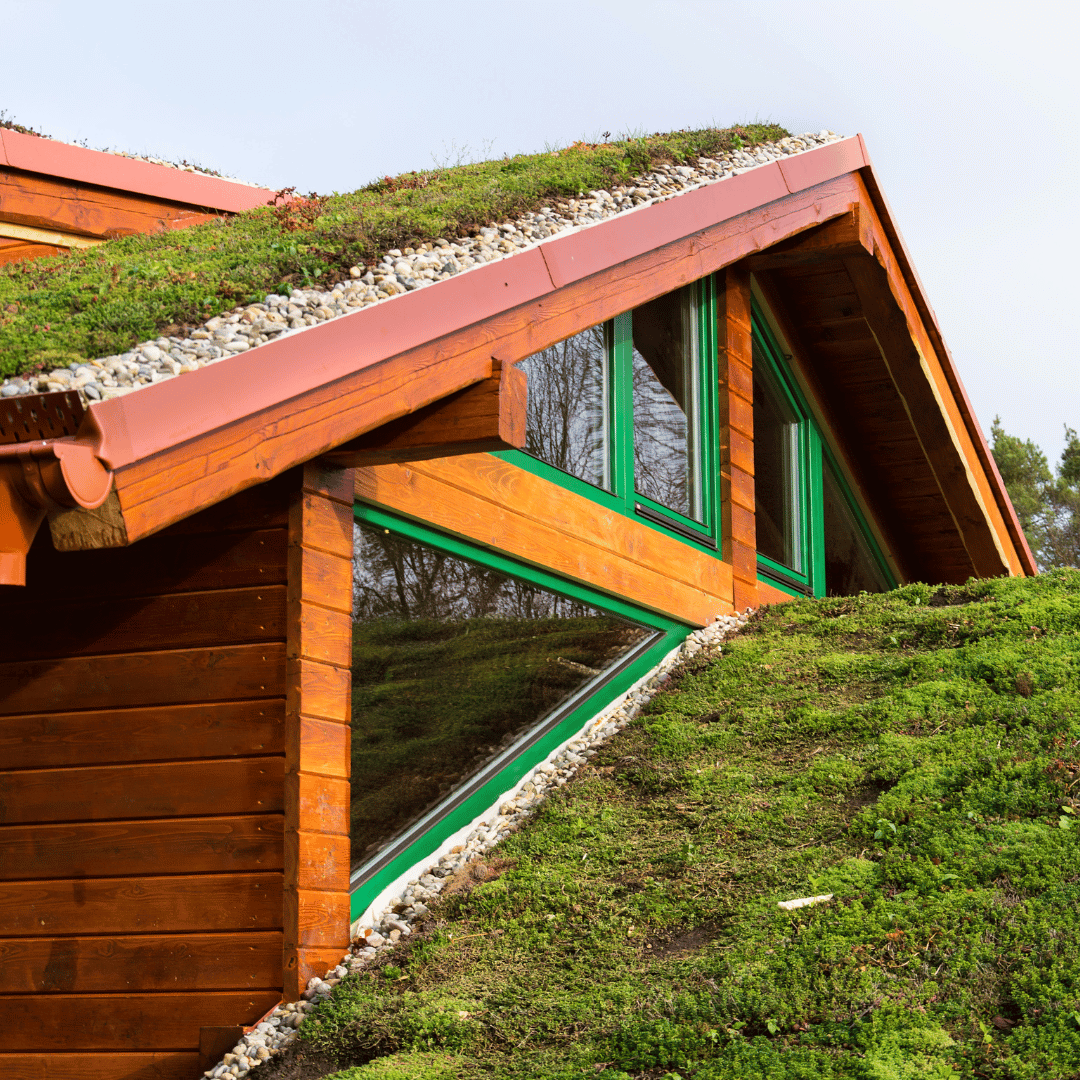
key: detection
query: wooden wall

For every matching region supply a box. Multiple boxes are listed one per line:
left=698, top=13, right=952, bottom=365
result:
left=0, top=465, right=353, bottom=1079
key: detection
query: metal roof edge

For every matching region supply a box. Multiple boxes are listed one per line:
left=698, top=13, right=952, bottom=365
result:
left=0, top=126, right=276, bottom=213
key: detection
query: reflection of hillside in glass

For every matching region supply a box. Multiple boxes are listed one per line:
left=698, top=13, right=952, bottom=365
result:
left=350, top=523, right=651, bottom=873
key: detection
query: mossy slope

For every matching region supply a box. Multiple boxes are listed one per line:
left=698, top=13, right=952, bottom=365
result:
left=0, top=124, right=785, bottom=380
left=272, top=570, right=1080, bottom=1080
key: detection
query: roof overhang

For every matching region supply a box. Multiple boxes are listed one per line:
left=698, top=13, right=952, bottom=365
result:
left=0, top=136, right=1036, bottom=584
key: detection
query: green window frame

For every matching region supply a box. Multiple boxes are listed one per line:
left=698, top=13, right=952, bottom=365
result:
left=751, top=299, right=896, bottom=598
left=349, top=501, right=692, bottom=920
left=494, top=275, right=720, bottom=551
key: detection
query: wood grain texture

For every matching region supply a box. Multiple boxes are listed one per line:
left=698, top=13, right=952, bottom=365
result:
left=0, top=586, right=287, bottom=662
left=290, top=493, right=353, bottom=559
left=286, top=658, right=351, bottom=724
left=0, top=815, right=284, bottom=880
left=0, top=874, right=284, bottom=937
left=355, top=456, right=733, bottom=626
left=0, top=1051, right=201, bottom=1080
left=0, top=643, right=287, bottom=716
left=287, top=601, right=353, bottom=666
left=285, top=773, right=350, bottom=836
left=0, top=700, right=284, bottom=770
left=287, top=544, right=353, bottom=614
left=283, top=888, right=352, bottom=948
left=0, top=931, right=283, bottom=993
left=757, top=579, right=797, bottom=606
left=291, top=715, right=350, bottom=779
left=0, top=757, right=285, bottom=825
left=0, top=991, right=282, bottom=1050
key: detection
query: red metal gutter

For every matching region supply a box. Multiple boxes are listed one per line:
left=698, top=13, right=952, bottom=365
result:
left=853, top=136, right=1038, bottom=576
left=0, top=127, right=276, bottom=213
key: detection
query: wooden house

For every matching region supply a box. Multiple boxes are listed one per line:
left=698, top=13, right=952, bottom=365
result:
left=0, top=134, right=1035, bottom=1078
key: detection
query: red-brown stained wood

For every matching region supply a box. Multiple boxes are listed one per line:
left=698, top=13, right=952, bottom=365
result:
left=0, top=1051, right=201, bottom=1080
left=291, top=493, right=354, bottom=559
left=284, top=889, right=352, bottom=947
left=1, top=527, right=287, bottom=607
left=287, top=544, right=353, bottom=614
left=284, top=462, right=354, bottom=1000
left=0, top=991, right=282, bottom=1050
left=0, top=700, right=284, bottom=770
left=287, top=658, right=351, bottom=724
left=287, top=602, right=353, bottom=667
left=0, top=586, right=287, bottom=661
left=0, top=815, right=284, bottom=881
left=0, top=757, right=285, bottom=825
left=0, top=643, right=287, bottom=716
left=0, top=874, right=284, bottom=937
left=0, top=931, right=283, bottom=993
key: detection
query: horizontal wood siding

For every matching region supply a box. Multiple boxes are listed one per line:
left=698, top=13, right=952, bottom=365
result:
left=0, top=480, right=293, bottom=1075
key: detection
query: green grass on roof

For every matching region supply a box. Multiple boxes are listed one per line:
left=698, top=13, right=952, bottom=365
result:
left=0, top=124, right=787, bottom=380
left=266, top=570, right=1080, bottom=1080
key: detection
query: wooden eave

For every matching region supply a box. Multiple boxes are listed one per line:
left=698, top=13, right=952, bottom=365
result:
left=6, top=135, right=1034, bottom=583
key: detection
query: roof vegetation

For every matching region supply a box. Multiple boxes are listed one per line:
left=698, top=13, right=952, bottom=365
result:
left=266, top=571, right=1080, bottom=1080
left=0, top=124, right=787, bottom=381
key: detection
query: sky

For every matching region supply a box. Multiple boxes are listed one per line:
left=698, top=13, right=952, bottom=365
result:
left=2, top=0, right=1077, bottom=463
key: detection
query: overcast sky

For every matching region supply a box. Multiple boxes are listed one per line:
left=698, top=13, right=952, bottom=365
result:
left=3, top=0, right=1077, bottom=463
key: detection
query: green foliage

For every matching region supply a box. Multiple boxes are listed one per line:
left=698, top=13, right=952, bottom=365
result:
left=991, top=418, right=1080, bottom=569
left=269, top=570, right=1080, bottom=1079
left=0, top=124, right=787, bottom=380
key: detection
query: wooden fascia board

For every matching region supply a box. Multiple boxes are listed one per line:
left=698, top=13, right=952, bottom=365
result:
left=854, top=145, right=1037, bottom=575
left=0, top=127, right=277, bottom=213
left=60, top=140, right=870, bottom=548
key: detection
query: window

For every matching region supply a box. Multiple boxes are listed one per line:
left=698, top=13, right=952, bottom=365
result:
left=509, top=279, right=716, bottom=547
left=349, top=505, right=691, bottom=918
left=752, top=299, right=895, bottom=598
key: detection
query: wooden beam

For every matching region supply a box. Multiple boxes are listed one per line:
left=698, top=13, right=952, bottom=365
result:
left=0, top=219, right=103, bottom=249
left=745, top=204, right=873, bottom=272
left=282, top=461, right=353, bottom=1001
left=843, top=253, right=1011, bottom=579
left=327, top=361, right=526, bottom=466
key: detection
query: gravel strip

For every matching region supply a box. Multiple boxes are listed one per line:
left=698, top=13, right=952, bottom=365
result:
left=202, top=611, right=751, bottom=1078
left=1, top=131, right=841, bottom=405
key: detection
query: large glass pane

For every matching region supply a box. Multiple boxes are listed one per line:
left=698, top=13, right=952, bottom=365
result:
left=350, top=521, right=653, bottom=875
left=753, top=358, right=802, bottom=572
left=518, top=325, right=609, bottom=489
left=822, top=462, right=890, bottom=595
left=632, top=285, right=702, bottom=520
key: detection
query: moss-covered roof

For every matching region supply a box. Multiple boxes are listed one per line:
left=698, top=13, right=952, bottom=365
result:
left=0, top=124, right=790, bottom=383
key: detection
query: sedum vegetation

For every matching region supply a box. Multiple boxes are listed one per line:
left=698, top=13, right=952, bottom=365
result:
left=0, top=124, right=786, bottom=380
left=263, top=570, right=1080, bottom=1080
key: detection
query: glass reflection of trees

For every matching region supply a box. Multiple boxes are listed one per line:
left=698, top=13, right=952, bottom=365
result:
left=517, top=325, right=609, bottom=490
left=350, top=522, right=650, bottom=873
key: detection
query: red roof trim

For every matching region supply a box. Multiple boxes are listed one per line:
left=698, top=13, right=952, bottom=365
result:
left=0, top=127, right=276, bottom=213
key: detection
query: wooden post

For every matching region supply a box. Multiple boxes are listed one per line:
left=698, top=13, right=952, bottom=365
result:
left=718, top=264, right=758, bottom=613
left=283, top=461, right=355, bottom=999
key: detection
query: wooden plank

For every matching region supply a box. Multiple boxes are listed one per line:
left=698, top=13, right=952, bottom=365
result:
left=159, top=471, right=293, bottom=536
left=13, top=527, right=288, bottom=605
left=729, top=468, right=755, bottom=514
left=0, top=700, right=284, bottom=770
left=287, top=545, right=353, bottom=614
left=302, top=461, right=355, bottom=506
left=285, top=774, right=350, bottom=836
left=356, top=457, right=732, bottom=626
left=0, top=643, right=287, bottom=716
left=757, top=579, right=796, bottom=606
left=291, top=493, right=353, bottom=559
left=745, top=204, right=873, bottom=271
left=287, top=601, right=352, bottom=667
left=109, top=176, right=863, bottom=546
left=291, top=831, right=351, bottom=892
left=286, top=658, right=351, bottom=724
left=728, top=430, right=753, bottom=476
left=730, top=503, right=756, bottom=549
left=283, top=889, right=351, bottom=948
left=291, top=715, right=349, bottom=779
left=0, top=991, right=281, bottom=1050
left=732, top=575, right=758, bottom=614
left=0, top=757, right=286, bottom=825
left=0, top=1051, right=201, bottom=1080
left=330, top=362, right=527, bottom=465
left=0, top=873, right=284, bottom=936
left=292, top=946, right=351, bottom=994
left=0, top=931, right=282, bottom=993
left=0, top=169, right=218, bottom=239
left=0, top=815, right=284, bottom=880
left=0, top=586, right=287, bottom=662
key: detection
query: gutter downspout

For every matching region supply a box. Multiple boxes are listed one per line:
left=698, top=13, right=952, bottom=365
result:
left=0, top=393, right=113, bottom=585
